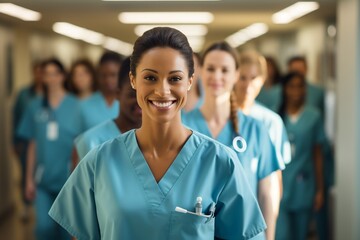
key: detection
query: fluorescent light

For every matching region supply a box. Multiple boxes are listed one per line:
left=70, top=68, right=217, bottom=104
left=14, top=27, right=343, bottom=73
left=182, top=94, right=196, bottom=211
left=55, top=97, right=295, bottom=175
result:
left=104, top=0, right=219, bottom=1
left=226, top=23, right=268, bottom=48
left=119, top=12, right=214, bottom=24
left=53, top=22, right=133, bottom=55
left=53, top=22, right=105, bottom=45
left=134, top=25, right=208, bottom=37
left=103, top=37, right=133, bottom=56
left=0, top=3, right=41, bottom=21
left=187, top=36, right=205, bottom=52
left=272, top=2, right=320, bottom=24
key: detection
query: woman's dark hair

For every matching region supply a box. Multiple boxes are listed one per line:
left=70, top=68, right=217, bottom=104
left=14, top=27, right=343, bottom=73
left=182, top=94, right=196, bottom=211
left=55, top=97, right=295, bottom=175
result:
left=99, top=51, right=123, bottom=66
left=278, top=71, right=306, bottom=119
left=118, top=56, right=131, bottom=88
left=265, top=56, right=282, bottom=85
left=202, top=41, right=240, bottom=135
left=130, top=27, right=194, bottom=78
left=67, top=59, right=97, bottom=95
left=41, top=58, right=67, bottom=109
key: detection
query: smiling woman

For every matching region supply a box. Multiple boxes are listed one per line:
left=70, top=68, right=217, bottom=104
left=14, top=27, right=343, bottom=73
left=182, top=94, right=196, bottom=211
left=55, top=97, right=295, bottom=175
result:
left=48, top=27, right=266, bottom=240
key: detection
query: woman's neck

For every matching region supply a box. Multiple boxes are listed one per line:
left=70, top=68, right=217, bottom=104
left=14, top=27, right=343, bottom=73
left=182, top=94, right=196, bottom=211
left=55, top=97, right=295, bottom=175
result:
left=286, top=102, right=304, bottom=115
left=116, top=114, right=141, bottom=133
left=101, top=91, right=116, bottom=106
left=201, top=92, right=231, bottom=123
left=78, top=90, right=92, bottom=100
left=236, top=96, right=254, bottom=115
left=136, top=115, right=190, bottom=155
left=47, top=87, right=66, bottom=108
left=183, top=87, right=200, bottom=112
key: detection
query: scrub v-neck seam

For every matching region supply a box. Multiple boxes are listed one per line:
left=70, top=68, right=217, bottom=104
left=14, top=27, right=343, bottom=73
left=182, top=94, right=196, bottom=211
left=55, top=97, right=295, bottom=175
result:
left=123, top=130, right=200, bottom=209
left=195, top=109, right=231, bottom=141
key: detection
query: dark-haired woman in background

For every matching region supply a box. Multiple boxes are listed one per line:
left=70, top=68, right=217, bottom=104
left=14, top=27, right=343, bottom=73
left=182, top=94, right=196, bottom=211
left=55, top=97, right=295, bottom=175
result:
left=256, top=56, right=282, bottom=109
left=183, top=42, right=284, bottom=240
left=17, top=58, right=82, bottom=240
left=49, top=27, right=266, bottom=239
left=67, top=59, right=97, bottom=100
left=275, top=72, right=325, bottom=240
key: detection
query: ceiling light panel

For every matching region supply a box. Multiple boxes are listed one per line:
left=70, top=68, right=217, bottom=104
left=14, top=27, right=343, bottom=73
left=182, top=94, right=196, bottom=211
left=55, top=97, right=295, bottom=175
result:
left=119, top=12, right=214, bottom=24
left=226, top=23, right=268, bottom=48
left=272, top=1, right=320, bottom=24
left=134, top=25, right=208, bottom=37
left=0, top=3, right=41, bottom=21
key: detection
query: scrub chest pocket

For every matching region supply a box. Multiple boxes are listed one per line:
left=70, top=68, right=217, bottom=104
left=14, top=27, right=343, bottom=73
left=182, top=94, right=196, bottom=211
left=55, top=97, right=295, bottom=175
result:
left=169, top=211, right=215, bottom=239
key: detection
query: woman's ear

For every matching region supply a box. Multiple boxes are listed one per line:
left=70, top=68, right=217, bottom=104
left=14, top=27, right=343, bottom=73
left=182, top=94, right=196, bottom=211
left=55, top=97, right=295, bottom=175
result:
left=187, top=74, right=194, bottom=91
left=129, top=72, right=136, bottom=90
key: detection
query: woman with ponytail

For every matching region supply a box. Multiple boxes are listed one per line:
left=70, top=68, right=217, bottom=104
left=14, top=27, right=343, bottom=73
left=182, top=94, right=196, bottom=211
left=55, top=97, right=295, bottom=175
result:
left=183, top=42, right=284, bottom=240
left=17, top=58, right=82, bottom=240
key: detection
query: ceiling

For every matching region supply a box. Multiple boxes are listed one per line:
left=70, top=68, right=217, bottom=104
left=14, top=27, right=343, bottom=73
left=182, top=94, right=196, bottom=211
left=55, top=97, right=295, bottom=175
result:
left=0, top=0, right=337, bottom=51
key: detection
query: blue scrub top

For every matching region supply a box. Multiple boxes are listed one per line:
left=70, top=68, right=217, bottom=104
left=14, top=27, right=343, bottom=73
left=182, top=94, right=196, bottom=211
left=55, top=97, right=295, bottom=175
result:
left=75, top=119, right=121, bottom=159
left=79, top=91, right=119, bottom=131
left=13, top=85, right=39, bottom=143
left=255, top=84, right=281, bottom=109
left=183, top=109, right=283, bottom=195
left=17, top=94, right=82, bottom=192
left=49, top=129, right=266, bottom=240
left=281, top=106, right=326, bottom=210
left=250, top=102, right=291, bottom=165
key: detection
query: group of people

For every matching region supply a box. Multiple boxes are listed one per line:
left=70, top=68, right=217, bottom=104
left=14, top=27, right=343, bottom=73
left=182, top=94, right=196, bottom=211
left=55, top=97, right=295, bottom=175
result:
left=12, top=27, right=333, bottom=240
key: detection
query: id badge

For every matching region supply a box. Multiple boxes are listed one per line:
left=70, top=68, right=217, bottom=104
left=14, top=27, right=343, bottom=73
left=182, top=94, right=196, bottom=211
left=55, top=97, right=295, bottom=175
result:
left=47, top=121, right=58, bottom=141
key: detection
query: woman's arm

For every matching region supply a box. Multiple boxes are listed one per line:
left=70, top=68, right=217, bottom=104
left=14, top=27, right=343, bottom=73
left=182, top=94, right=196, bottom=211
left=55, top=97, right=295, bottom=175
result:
left=313, top=144, right=324, bottom=211
left=258, top=172, right=281, bottom=240
left=25, top=140, right=37, bottom=201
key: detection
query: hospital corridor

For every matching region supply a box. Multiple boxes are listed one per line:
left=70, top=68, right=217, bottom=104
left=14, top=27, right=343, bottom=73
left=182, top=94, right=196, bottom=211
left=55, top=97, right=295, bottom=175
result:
left=0, top=0, right=359, bottom=239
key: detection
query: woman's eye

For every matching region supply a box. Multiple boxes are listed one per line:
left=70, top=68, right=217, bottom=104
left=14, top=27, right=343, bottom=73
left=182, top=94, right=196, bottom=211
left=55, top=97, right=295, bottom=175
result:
left=222, top=68, right=229, bottom=73
left=170, top=76, right=182, bottom=82
left=145, top=75, right=156, bottom=81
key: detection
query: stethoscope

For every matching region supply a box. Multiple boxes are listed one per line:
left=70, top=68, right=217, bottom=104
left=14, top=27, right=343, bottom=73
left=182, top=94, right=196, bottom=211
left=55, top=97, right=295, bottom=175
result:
left=175, top=197, right=216, bottom=223
left=232, top=133, right=247, bottom=153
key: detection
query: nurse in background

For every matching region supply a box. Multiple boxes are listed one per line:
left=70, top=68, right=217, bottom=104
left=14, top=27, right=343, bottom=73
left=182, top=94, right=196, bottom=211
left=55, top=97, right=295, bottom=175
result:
left=183, top=42, right=283, bottom=240
left=255, top=56, right=282, bottom=109
left=275, top=72, right=325, bottom=240
left=80, top=51, right=122, bottom=130
left=75, top=56, right=142, bottom=160
left=183, top=52, right=203, bottom=112
left=13, top=61, right=44, bottom=220
left=67, top=59, right=97, bottom=100
left=49, top=27, right=266, bottom=240
left=288, top=56, right=333, bottom=240
left=234, top=50, right=291, bottom=194
left=17, top=59, right=82, bottom=240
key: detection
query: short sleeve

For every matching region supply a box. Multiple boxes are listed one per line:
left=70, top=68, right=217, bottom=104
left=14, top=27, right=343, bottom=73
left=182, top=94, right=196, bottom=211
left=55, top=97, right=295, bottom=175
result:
left=215, top=150, right=266, bottom=240
left=49, top=148, right=100, bottom=240
left=74, top=133, right=92, bottom=160
left=17, top=101, right=36, bottom=140
left=257, top=126, right=284, bottom=180
left=314, top=114, right=327, bottom=145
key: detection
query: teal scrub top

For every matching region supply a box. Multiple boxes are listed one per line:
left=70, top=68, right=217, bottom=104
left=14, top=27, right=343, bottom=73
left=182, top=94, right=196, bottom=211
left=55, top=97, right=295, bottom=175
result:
left=183, top=109, right=283, bottom=195
left=17, top=94, right=82, bottom=192
left=13, top=85, right=39, bottom=144
left=255, top=84, right=281, bottom=109
left=79, top=91, right=119, bottom=131
left=281, top=106, right=326, bottom=210
left=250, top=102, right=291, bottom=165
left=75, top=119, right=121, bottom=159
left=49, top=129, right=266, bottom=240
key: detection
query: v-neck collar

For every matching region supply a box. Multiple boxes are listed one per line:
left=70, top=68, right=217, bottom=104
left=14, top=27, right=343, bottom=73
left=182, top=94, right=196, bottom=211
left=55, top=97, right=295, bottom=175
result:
left=96, top=92, right=117, bottom=109
left=286, top=107, right=305, bottom=125
left=194, top=109, right=232, bottom=141
left=124, top=129, right=200, bottom=208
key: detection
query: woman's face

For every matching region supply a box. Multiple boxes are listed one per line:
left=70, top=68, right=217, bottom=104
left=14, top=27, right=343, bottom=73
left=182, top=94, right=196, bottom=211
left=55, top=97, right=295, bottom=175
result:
left=73, top=64, right=93, bottom=93
left=235, top=64, right=264, bottom=104
left=285, top=76, right=306, bottom=105
left=43, top=64, right=64, bottom=88
left=201, top=50, right=239, bottom=98
left=130, top=47, right=192, bottom=123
